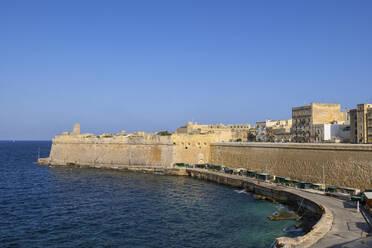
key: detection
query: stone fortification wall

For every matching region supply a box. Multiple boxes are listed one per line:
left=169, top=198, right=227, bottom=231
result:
left=211, top=142, right=372, bottom=190
left=45, top=129, right=232, bottom=168
left=171, top=131, right=232, bottom=165
left=48, top=133, right=174, bottom=168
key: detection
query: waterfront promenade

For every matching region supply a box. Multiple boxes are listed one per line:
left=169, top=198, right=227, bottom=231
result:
left=186, top=168, right=369, bottom=248
left=282, top=185, right=368, bottom=247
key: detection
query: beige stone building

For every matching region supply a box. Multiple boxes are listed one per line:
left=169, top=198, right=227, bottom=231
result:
left=175, top=121, right=251, bottom=142
left=350, top=104, right=372, bottom=143
left=175, top=121, right=250, bottom=134
left=256, top=121, right=275, bottom=142
left=292, top=103, right=345, bottom=143
left=349, top=109, right=357, bottom=143
left=266, top=126, right=292, bottom=143
left=256, top=120, right=292, bottom=142
left=368, top=109, right=372, bottom=143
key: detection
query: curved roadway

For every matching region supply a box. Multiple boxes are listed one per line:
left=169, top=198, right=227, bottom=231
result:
left=186, top=168, right=368, bottom=248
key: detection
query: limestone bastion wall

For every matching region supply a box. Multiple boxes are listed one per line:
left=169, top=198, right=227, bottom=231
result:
left=48, top=133, right=174, bottom=168
left=210, top=142, right=372, bottom=190
left=171, top=131, right=233, bottom=165
left=46, top=130, right=233, bottom=168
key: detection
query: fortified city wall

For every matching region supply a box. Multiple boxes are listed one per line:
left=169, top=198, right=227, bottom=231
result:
left=210, top=142, right=372, bottom=190
left=44, top=125, right=233, bottom=168
left=48, top=132, right=174, bottom=168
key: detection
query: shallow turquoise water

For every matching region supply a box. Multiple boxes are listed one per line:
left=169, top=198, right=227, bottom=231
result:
left=0, top=141, right=301, bottom=248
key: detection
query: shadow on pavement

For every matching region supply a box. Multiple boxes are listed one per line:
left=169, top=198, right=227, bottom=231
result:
left=334, top=236, right=372, bottom=248
left=342, top=201, right=357, bottom=209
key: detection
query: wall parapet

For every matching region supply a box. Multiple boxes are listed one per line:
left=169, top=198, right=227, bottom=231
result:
left=212, top=142, right=372, bottom=152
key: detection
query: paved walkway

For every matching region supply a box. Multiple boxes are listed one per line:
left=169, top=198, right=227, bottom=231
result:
left=280, top=186, right=369, bottom=247
left=186, top=168, right=369, bottom=248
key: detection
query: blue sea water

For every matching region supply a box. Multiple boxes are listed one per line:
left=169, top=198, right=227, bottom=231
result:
left=0, top=141, right=300, bottom=248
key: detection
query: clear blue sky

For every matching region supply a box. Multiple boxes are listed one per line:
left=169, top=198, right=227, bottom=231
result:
left=1, top=0, right=371, bottom=140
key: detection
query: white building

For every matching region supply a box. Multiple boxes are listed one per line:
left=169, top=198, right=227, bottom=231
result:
left=313, top=124, right=350, bottom=143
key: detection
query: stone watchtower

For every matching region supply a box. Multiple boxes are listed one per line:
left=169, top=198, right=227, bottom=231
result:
left=186, top=121, right=194, bottom=134
left=73, top=123, right=80, bottom=135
